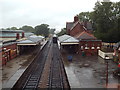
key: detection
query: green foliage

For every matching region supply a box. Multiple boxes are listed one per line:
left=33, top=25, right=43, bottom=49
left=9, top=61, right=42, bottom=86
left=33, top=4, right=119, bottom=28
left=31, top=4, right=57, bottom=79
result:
left=19, top=25, right=34, bottom=33
left=94, top=1, right=120, bottom=42
left=10, top=27, right=18, bottom=30
left=77, top=12, right=91, bottom=22
left=57, top=28, right=66, bottom=36
left=49, top=29, right=56, bottom=34
left=78, top=1, right=120, bottom=43
left=35, top=24, right=49, bottom=37
left=93, top=2, right=114, bottom=33
left=1, top=24, right=50, bottom=37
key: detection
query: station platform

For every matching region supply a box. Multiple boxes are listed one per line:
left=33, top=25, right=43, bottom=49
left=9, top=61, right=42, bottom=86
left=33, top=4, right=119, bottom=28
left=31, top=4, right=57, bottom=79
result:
left=61, top=51, right=119, bottom=88
left=2, top=40, right=47, bottom=89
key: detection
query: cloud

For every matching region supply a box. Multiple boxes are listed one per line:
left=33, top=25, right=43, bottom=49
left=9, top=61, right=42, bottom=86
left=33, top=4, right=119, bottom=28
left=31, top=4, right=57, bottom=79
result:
left=0, top=0, right=119, bottom=31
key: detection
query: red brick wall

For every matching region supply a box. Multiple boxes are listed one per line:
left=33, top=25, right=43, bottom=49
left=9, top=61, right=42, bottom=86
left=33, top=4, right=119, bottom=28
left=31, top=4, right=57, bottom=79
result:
left=79, top=40, right=102, bottom=56
left=67, top=29, right=70, bottom=35
left=1, top=43, right=17, bottom=66
left=70, top=23, right=84, bottom=36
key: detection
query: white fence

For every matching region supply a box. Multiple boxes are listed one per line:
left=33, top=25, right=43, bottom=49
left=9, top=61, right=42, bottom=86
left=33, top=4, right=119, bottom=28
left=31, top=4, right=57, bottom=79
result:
left=98, top=50, right=113, bottom=59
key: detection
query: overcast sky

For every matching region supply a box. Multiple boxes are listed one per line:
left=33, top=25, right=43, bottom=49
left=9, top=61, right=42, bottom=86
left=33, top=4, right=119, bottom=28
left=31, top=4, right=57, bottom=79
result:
left=0, top=0, right=119, bottom=32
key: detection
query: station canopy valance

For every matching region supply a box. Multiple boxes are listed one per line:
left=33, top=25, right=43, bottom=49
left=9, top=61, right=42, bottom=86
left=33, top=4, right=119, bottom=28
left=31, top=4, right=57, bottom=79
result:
left=58, top=34, right=79, bottom=45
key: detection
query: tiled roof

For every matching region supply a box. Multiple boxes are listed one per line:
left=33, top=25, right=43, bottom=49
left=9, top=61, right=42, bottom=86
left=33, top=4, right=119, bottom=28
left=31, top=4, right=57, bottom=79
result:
left=82, top=22, right=93, bottom=30
left=28, top=35, right=43, bottom=43
left=66, top=22, right=74, bottom=30
left=58, top=34, right=79, bottom=43
left=0, top=30, right=24, bottom=33
left=66, top=20, right=92, bottom=32
left=25, top=32, right=34, bottom=37
left=62, top=37, right=79, bottom=43
left=0, top=33, right=22, bottom=37
left=70, top=21, right=87, bottom=31
left=0, top=32, right=33, bottom=37
left=17, top=35, right=44, bottom=45
left=17, top=39, right=34, bottom=44
left=58, top=35, right=71, bottom=42
left=86, top=22, right=93, bottom=30
left=75, top=31, right=96, bottom=40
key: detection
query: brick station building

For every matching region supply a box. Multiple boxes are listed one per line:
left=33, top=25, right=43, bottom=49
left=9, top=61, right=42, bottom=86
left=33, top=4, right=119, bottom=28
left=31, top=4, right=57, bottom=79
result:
left=0, top=30, right=25, bottom=66
left=66, top=16, right=102, bottom=56
left=0, top=30, right=43, bottom=66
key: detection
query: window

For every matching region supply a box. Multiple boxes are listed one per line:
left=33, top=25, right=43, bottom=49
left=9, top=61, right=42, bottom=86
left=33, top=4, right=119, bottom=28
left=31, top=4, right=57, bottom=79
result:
left=85, top=47, right=89, bottom=49
left=81, top=46, right=83, bottom=49
left=97, top=47, right=100, bottom=49
left=91, top=47, right=95, bottom=49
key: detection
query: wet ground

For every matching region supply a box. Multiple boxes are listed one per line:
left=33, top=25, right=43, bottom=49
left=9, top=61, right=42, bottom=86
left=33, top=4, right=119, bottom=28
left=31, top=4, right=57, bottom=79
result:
left=61, top=50, right=119, bottom=88
left=2, top=46, right=40, bottom=88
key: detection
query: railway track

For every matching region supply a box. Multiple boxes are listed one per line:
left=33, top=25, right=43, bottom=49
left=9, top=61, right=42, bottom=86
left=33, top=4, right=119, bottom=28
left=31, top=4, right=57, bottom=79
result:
left=12, top=39, right=70, bottom=89
left=38, top=42, right=70, bottom=89
left=48, top=43, right=64, bottom=88
left=12, top=40, right=52, bottom=89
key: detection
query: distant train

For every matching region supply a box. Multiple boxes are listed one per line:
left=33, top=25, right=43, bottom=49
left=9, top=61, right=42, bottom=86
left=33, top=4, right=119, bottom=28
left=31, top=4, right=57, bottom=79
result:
left=53, top=34, right=58, bottom=43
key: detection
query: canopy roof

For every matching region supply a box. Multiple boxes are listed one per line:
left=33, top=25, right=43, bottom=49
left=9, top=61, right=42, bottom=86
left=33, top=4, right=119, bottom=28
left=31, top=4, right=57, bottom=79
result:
left=0, top=30, right=24, bottom=33
left=17, top=35, right=44, bottom=45
left=58, top=34, right=79, bottom=45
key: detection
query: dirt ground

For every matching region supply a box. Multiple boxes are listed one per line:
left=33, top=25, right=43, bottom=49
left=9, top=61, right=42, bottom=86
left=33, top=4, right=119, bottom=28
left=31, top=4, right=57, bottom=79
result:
left=61, top=50, right=119, bottom=88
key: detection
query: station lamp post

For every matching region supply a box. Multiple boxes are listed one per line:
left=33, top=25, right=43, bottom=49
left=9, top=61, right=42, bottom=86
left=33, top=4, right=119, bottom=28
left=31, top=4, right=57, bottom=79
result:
left=104, top=55, right=110, bottom=88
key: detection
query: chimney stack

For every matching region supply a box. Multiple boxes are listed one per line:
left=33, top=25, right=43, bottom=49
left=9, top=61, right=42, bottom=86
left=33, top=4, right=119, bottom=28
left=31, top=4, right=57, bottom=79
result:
left=22, top=32, right=24, bottom=38
left=74, top=16, right=79, bottom=23
left=16, top=33, right=20, bottom=39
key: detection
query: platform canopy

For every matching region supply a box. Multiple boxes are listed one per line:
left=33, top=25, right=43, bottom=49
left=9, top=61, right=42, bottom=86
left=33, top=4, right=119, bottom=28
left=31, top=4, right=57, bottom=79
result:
left=17, top=35, right=44, bottom=45
left=17, top=39, right=36, bottom=45
left=58, top=34, right=79, bottom=45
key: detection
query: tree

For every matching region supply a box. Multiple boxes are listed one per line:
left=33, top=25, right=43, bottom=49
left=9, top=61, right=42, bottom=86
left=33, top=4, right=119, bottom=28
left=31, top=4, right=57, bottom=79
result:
left=20, top=25, right=34, bottom=32
left=35, top=24, right=49, bottom=37
left=92, top=1, right=120, bottom=42
left=76, top=1, right=120, bottom=42
left=49, top=29, right=56, bottom=34
left=10, top=27, right=18, bottom=30
left=57, top=28, right=66, bottom=36
left=77, top=12, right=91, bottom=22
